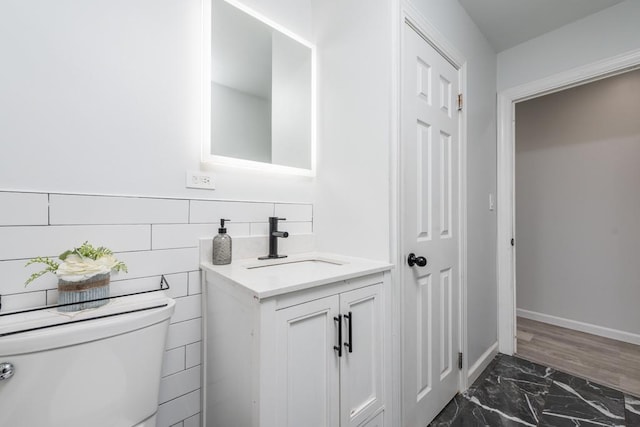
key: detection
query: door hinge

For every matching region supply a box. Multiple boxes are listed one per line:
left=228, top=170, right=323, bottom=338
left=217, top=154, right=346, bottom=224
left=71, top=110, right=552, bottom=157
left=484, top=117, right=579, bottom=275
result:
left=458, top=352, right=463, bottom=369
left=457, top=94, right=463, bottom=111
left=511, top=238, right=515, bottom=247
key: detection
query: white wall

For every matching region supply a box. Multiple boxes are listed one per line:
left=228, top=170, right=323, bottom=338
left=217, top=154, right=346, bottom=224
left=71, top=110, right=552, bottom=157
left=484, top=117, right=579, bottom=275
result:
left=311, top=0, right=392, bottom=261
left=498, top=0, right=640, bottom=92
left=516, top=69, right=640, bottom=336
left=405, top=0, right=499, bottom=368
left=0, top=0, right=313, bottom=203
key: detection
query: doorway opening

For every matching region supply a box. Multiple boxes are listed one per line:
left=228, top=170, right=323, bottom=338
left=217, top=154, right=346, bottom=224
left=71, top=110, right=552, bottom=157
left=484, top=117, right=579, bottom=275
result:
left=514, top=69, right=640, bottom=396
left=497, top=52, right=640, bottom=397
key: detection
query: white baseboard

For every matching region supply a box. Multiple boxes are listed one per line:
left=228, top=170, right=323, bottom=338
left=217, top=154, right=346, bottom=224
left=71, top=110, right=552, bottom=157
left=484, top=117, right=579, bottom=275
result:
left=467, top=342, right=499, bottom=386
left=517, top=309, right=640, bottom=346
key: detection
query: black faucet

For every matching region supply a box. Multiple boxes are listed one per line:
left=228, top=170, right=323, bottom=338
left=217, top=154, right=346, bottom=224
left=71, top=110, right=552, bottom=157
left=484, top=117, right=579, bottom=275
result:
left=259, top=217, right=289, bottom=259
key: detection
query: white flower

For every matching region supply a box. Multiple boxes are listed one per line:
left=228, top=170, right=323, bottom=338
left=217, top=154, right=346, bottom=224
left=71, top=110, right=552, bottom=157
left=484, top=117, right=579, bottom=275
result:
left=56, top=254, right=112, bottom=281
left=93, top=254, right=120, bottom=270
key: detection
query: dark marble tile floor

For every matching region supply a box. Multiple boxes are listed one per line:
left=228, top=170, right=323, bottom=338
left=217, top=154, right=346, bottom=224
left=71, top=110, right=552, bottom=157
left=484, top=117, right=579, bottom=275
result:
left=430, top=353, right=640, bottom=426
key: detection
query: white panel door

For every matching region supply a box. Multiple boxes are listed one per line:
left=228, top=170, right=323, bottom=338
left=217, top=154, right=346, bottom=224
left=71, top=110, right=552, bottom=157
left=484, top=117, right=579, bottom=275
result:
left=340, top=284, right=383, bottom=427
left=361, top=411, right=384, bottom=427
left=401, top=22, right=460, bottom=426
left=275, top=295, right=341, bottom=427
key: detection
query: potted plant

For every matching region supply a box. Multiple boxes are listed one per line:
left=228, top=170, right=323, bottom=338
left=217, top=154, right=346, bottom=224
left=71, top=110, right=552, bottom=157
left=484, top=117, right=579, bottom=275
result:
left=25, top=241, right=127, bottom=312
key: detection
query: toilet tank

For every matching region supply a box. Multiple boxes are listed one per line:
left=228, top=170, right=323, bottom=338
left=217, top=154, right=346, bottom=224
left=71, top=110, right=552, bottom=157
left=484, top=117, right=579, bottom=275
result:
left=0, top=294, right=175, bottom=427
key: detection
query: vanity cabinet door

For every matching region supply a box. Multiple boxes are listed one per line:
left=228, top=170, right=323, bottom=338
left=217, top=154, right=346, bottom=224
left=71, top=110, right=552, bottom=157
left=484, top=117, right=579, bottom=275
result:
left=339, top=284, right=384, bottom=427
left=275, top=295, right=341, bottom=427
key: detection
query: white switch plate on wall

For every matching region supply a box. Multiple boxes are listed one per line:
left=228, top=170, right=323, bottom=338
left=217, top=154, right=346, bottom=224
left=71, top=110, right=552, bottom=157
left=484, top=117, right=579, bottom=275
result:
left=186, top=171, right=216, bottom=189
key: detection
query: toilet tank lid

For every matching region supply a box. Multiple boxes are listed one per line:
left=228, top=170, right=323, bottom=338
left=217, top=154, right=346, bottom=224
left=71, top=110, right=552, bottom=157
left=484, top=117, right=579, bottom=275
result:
left=0, top=294, right=175, bottom=354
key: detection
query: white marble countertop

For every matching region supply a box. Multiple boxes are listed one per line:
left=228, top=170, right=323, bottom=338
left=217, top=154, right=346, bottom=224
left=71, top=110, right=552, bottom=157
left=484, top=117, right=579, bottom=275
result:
left=200, top=252, right=393, bottom=300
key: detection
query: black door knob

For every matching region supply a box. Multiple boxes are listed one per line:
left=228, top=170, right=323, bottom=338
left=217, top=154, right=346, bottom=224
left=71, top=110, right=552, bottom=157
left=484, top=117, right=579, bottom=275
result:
left=407, top=253, right=427, bottom=267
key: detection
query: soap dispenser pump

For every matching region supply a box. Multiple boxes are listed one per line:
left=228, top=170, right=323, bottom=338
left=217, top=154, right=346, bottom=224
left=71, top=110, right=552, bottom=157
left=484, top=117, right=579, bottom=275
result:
left=212, top=218, right=232, bottom=265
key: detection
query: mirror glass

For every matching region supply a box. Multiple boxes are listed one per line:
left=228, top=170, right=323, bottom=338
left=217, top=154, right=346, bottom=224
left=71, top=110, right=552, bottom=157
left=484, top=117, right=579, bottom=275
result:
left=208, top=0, right=314, bottom=174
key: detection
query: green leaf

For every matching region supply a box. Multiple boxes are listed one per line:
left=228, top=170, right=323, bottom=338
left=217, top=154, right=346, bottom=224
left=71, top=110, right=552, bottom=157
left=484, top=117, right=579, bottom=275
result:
left=24, top=257, right=59, bottom=286
left=58, top=250, right=73, bottom=260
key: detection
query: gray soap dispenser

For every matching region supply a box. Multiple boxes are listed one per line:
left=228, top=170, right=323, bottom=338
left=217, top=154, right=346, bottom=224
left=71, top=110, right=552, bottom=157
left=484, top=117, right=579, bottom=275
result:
left=212, top=218, right=232, bottom=265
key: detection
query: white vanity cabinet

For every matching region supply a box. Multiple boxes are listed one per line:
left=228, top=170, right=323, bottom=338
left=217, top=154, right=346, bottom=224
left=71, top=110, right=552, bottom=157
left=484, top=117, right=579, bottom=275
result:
left=275, top=281, right=383, bottom=427
left=202, top=256, right=391, bottom=427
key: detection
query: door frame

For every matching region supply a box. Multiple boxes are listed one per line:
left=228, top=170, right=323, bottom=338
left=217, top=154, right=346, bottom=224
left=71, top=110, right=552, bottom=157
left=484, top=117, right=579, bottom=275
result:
left=496, top=49, right=640, bottom=355
left=390, top=2, right=469, bottom=425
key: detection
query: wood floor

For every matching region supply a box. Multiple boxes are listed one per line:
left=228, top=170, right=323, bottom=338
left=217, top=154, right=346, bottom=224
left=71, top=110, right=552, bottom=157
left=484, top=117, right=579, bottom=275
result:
left=516, top=316, right=640, bottom=397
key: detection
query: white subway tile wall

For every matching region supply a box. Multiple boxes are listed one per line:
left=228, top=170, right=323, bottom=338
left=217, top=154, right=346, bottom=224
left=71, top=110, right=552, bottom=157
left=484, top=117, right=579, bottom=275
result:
left=0, top=192, right=48, bottom=225
left=0, top=224, right=151, bottom=259
left=163, top=347, right=187, bottom=377
left=185, top=342, right=202, bottom=369
left=274, top=202, right=313, bottom=222
left=0, top=191, right=313, bottom=426
left=159, top=366, right=202, bottom=404
left=49, top=194, right=189, bottom=225
left=187, top=271, right=202, bottom=295
left=189, top=200, right=275, bottom=223
left=183, top=413, right=201, bottom=427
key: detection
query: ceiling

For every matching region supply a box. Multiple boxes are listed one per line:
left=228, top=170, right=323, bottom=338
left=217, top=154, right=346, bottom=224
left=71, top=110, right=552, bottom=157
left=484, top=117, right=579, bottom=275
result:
left=458, top=0, right=625, bottom=52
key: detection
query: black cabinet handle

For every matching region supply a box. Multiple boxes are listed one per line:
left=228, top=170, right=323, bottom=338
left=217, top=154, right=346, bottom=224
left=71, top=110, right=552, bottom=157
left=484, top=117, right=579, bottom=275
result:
left=344, top=312, right=353, bottom=353
left=334, top=315, right=342, bottom=357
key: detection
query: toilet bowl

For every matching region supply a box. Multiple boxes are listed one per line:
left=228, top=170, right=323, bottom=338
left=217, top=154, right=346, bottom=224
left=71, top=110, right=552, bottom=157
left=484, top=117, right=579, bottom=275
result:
left=0, top=294, right=175, bottom=427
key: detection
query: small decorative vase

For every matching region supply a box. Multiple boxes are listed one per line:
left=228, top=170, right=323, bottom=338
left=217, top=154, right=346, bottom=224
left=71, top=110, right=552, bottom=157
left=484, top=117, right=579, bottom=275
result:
left=57, top=272, right=110, bottom=312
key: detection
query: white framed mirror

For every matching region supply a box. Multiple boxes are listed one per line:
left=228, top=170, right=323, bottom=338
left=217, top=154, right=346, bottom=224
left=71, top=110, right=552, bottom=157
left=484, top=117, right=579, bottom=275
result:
left=201, top=0, right=316, bottom=176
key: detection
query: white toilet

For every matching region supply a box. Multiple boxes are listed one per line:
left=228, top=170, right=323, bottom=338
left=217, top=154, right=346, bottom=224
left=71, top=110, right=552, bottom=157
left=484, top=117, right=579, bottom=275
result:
left=0, top=294, right=175, bottom=427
